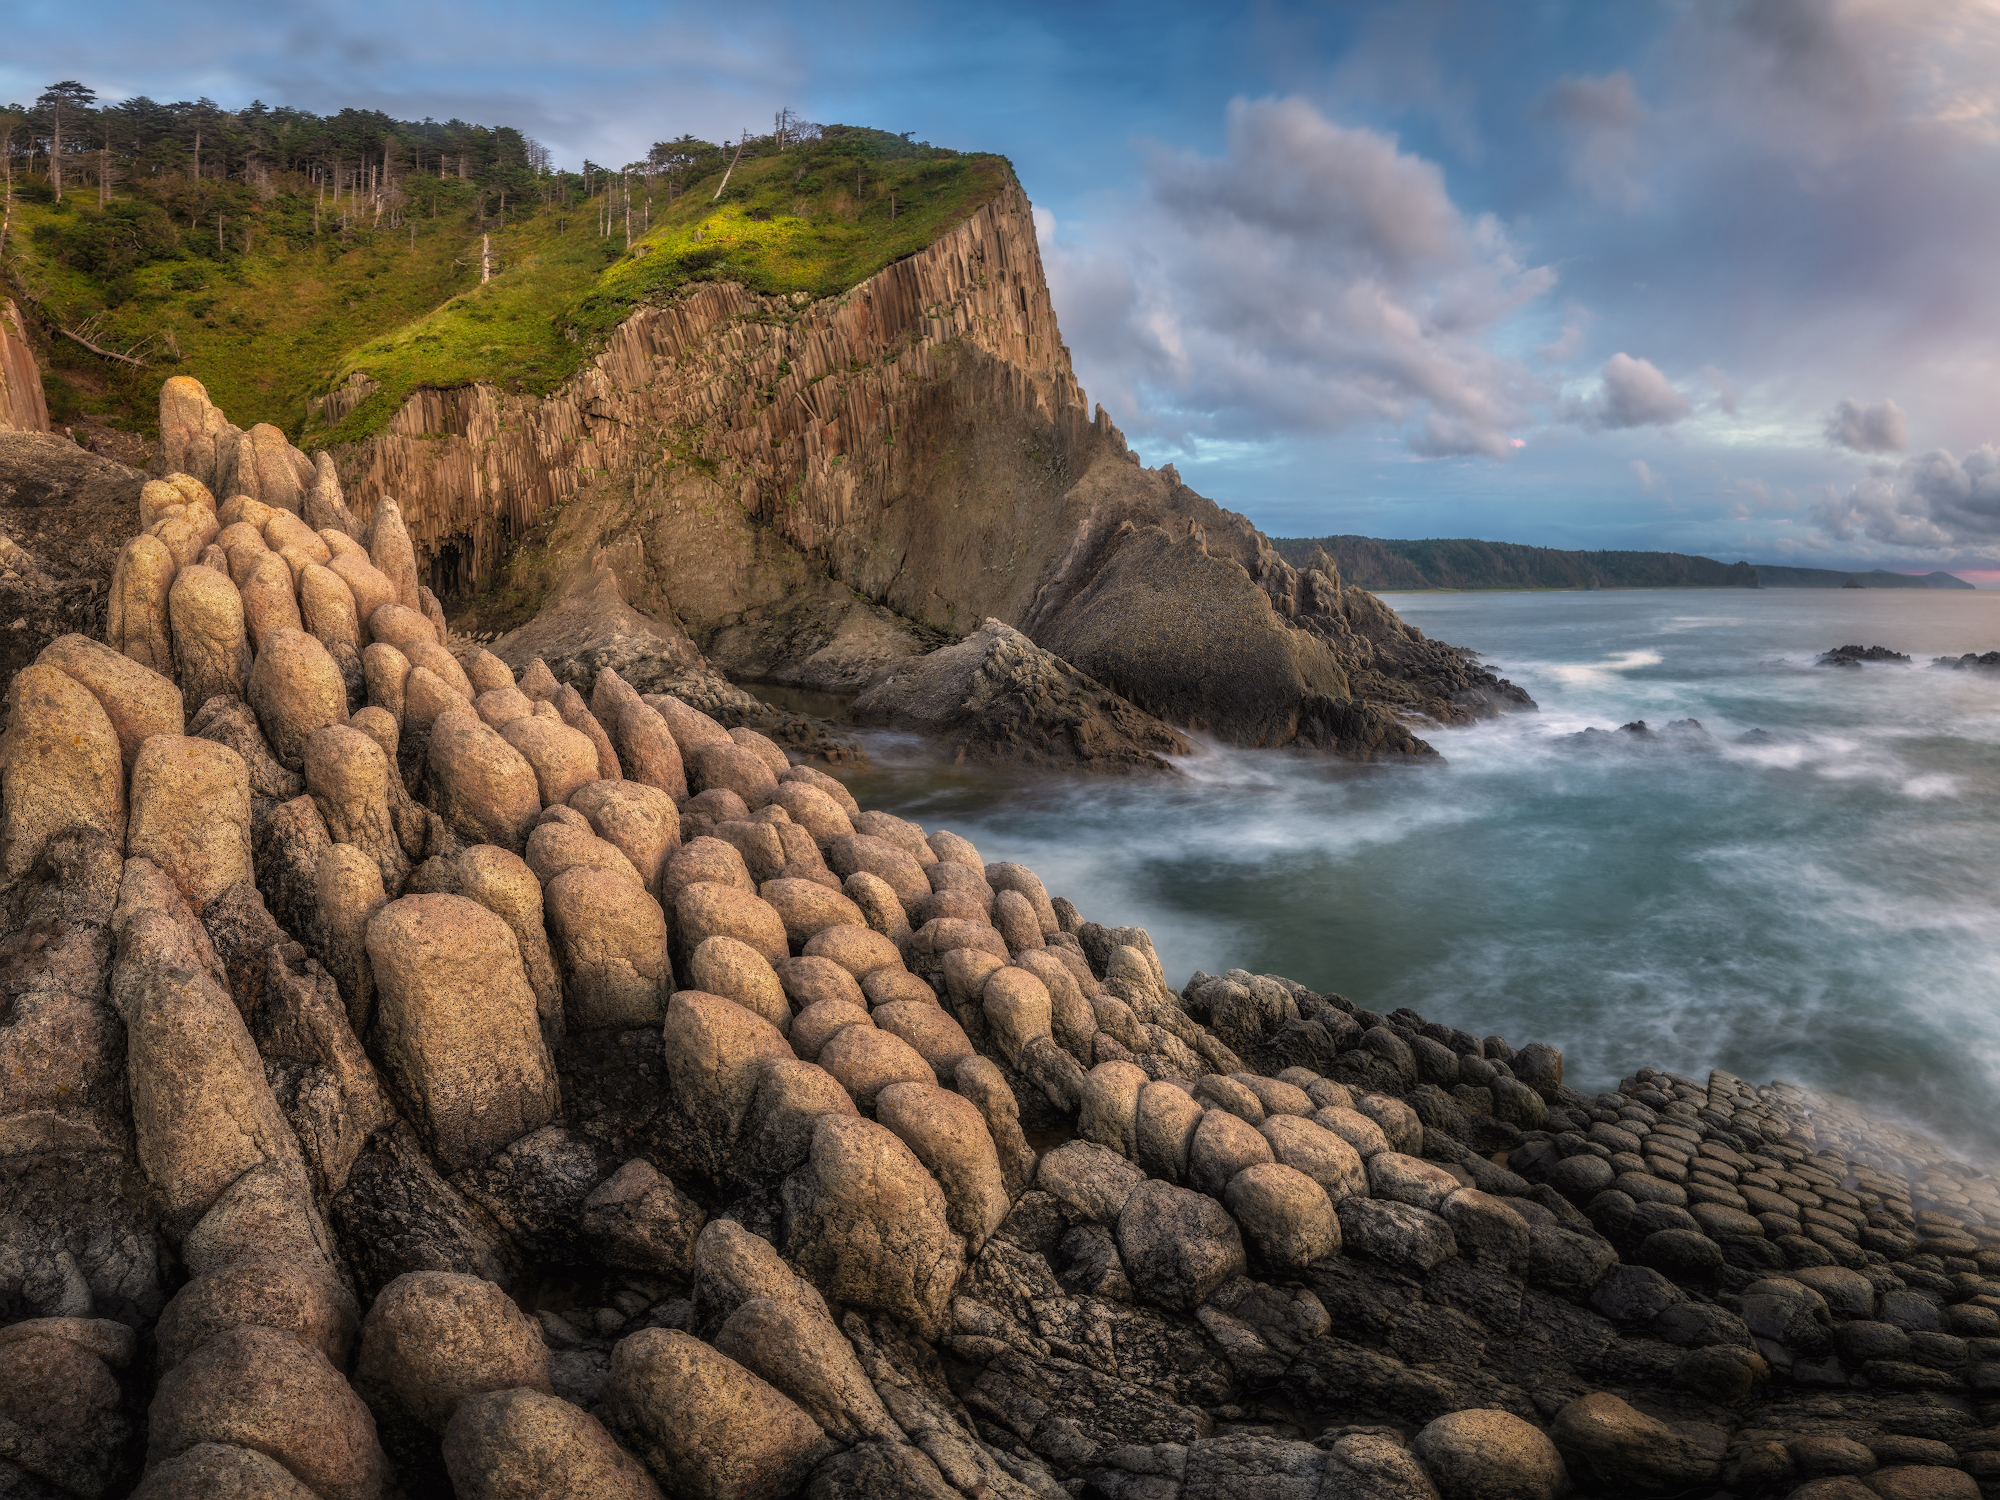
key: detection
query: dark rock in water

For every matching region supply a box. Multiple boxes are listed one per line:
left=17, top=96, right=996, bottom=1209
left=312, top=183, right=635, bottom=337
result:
left=1559, top=717, right=1712, bottom=750
left=1932, top=650, right=2000, bottom=671
left=1819, top=644, right=1912, bottom=667
left=851, top=618, right=1189, bottom=773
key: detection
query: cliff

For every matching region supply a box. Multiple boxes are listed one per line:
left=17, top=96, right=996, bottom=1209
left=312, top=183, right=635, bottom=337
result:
left=0, top=299, right=50, bottom=436
left=312, top=184, right=1085, bottom=615
left=1280, top=535, right=1978, bottom=594
left=281, top=180, right=1528, bottom=760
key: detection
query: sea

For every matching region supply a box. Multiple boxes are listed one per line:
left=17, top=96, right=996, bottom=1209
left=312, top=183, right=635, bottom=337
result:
left=836, top=588, right=2000, bottom=1163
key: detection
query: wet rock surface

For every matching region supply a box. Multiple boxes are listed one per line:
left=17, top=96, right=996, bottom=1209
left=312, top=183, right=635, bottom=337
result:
left=7, top=386, right=2000, bottom=1500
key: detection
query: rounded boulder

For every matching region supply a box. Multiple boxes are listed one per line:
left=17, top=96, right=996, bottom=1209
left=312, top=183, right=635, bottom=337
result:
left=1117, top=1179, right=1247, bottom=1312
left=761, top=878, right=866, bottom=949
left=675, top=882, right=789, bottom=966
left=443, top=1387, right=663, bottom=1500
left=1224, top=1162, right=1339, bottom=1270
left=569, top=779, right=680, bottom=895
left=875, top=1081, right=1010, bottom=1248
left=499, top=713, right=600, bottom=808
left=356, top=1271, right=552, bottom=1433
left=1414, top=1408, right=1570, bottom=1500
left=870, top=999, right=975, bottom=1075
left=817, top=1024, right=937, bottom=1110
left=779, top=1113, right=964, bottom=1336
left=545, top=866, right=672, bottom=1030
left=365, top=894, right=558, bottom=1170
left=601, top=1330, right=826, bottom=1500
left=688, top=740, right=776, bottom=808
left=425, top=711, right=542, bottom=852
left=687, top=936, right=791, bottom=1035
left=126, top=735, right=252, bottom=904
left=148, top=1324, right=390, bottom=1500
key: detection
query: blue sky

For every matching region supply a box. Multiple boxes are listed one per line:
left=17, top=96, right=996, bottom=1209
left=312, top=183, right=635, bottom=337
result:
left=14, top=0, right=2000, bottom=572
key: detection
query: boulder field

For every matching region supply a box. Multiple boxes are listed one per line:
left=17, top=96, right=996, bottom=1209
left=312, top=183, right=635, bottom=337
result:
left=3, top=466, right=2000, bottom=1500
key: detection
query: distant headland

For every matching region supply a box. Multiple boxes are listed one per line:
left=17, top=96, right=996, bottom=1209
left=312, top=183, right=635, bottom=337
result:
left=1274, top=535, right=1977, bottom=593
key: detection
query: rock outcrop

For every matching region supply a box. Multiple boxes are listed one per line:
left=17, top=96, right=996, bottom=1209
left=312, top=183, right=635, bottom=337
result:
left=850, top=619, right=1189, bottom=771
left=1, top=450, right=1996, bottom=1500
left=0, top=433, right=145, bottom=712
left=0, top=298, right=49, bottom=436
left=204, top=178, right=1531, bottom=762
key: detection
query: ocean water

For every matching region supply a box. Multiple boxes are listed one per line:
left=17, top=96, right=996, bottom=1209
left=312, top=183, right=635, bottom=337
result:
left=838, top=588, right=2000, bottom=1161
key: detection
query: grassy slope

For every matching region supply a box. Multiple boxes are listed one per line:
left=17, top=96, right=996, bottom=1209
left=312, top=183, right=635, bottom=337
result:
left=6, top=189, right=501, bottom=437
left=319, top=144, right=1011, bottom=445
left=2, top=134, right=1011, bottom=448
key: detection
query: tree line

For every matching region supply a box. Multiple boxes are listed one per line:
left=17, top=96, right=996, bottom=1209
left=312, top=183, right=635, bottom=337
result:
left=0, top=82, right=564, bottom=205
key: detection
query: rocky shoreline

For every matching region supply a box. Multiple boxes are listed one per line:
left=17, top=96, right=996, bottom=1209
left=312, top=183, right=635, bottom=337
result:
left=4, top=442, right=2000, bottom=1499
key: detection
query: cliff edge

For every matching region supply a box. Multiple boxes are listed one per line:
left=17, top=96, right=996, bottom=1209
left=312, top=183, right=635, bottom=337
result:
left=247, top=175, right=1531, bottom=763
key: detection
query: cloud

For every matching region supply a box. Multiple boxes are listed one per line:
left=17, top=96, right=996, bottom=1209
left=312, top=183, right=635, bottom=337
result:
left=1589, top=353, right=1692, bottom=428
left=1543, top=70, right=1647, bottom=206
left=1537, top=319, right=1586, bottom=363
left=1824, top=397, right=1908, bottom=453
left=1045, top=95, right=1556, bottom=459
left=1811, top=445, right=2000, bottom=548
left=1631, top=458, right=1663, bottom=493
left=1699, top=365, right=1740, bottom=416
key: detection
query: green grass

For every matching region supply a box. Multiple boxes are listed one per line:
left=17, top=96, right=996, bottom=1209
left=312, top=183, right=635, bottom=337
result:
left=2, top=130, right=1013, bottom=447
left=5, top=186, right=511, bottom=437
left=321, top=142, right=1012, bottom=444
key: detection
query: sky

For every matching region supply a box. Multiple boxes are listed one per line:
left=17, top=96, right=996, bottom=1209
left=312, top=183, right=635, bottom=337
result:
left=13, top=0, right=2000, bottom=573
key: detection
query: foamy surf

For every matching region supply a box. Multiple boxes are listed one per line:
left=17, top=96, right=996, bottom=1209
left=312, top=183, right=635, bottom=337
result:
left=852, top=586, right=2000, bottom=1162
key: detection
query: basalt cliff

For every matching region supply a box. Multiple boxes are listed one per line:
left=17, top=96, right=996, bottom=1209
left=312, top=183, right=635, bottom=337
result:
left=135, top=179, right=1526, bottom=767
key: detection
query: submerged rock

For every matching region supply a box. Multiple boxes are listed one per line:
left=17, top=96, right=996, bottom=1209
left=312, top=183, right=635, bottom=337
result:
left=1819, top=644, right=1912, bottom=667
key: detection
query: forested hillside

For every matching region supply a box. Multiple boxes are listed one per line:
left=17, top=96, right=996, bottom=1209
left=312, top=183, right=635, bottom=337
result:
left=1275, top=534, right=1760, bottom=590
left=1276, top=534, right=1977, bottom=591
left=0, top=86, right=1007, bottom=445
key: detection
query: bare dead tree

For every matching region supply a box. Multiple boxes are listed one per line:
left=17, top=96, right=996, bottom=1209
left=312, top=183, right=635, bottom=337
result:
left=0, top=107, right=24, bottom=255
left=61, top=313, right=149, bottom=367
left=712, top=132, right=748, bottom=201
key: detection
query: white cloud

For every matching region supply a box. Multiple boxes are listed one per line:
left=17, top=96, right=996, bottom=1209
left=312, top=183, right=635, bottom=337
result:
left=1631, top=458, right=1663, bottom=493
left=1824, top=397, right=1908, bottom=452
left=1589, top=353, right=1692, bottom=428
left=1811, top=444, right=2000, bottom=548
left=1044, top=95, right=1555, bottom=459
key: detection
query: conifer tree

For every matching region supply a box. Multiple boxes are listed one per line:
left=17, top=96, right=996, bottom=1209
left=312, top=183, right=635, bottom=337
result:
left=35, top=80, right=97, bottom=201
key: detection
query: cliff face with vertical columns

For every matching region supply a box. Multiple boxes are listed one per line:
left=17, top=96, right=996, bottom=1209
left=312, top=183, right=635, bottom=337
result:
left=289, top=177, right=1530, bottom=756
left=0, top=299, right=50, bottom=436
left=317, top=185, right=1094, bottom=621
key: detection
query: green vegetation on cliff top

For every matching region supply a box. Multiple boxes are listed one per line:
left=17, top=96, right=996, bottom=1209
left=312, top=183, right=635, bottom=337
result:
left=3, top=122, right=1009, bottom=446
left=320, top=134, right=1009, bottom=444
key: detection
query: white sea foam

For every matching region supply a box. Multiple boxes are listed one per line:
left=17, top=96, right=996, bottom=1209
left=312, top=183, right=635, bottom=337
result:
left=854, top=588, right=2000, bottom=1156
